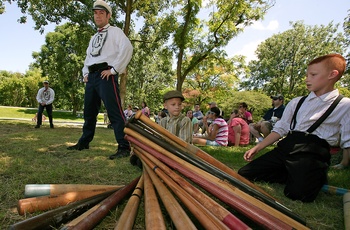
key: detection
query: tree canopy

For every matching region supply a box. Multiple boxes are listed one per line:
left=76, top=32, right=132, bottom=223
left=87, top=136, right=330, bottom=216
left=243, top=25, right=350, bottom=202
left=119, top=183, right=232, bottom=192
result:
left=240, top=21, right=346, bottom=100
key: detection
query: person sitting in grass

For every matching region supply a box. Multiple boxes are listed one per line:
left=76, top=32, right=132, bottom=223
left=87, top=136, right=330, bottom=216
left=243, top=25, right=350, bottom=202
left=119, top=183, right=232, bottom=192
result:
left=227, top=109, right=250, bottom=147
left=332, top=150, right=350, bottom=169
left=192, top=107, right=228, bottom=146
left=130, top=90, right=192, bottom=168
left=186, top=110, right=199, bottom=134
left=238, top=53, right=350, bottom=202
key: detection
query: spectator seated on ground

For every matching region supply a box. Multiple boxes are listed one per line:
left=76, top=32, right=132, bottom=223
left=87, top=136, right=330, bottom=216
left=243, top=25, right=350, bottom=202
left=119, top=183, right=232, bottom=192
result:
left=332, top=149, right=350, bottom=169
left=187, top=110, right=199, bottom=134
left=239, top=102, right=253, bottom=124
left=200, top=101, right=218, bottom=134
left=192, top=107, right=228, bottom=146
left=227, top=109, right=250, bottom=147
left=249, top=95, right=285, bottom=142
left=193, top=104, right=204, bottom=120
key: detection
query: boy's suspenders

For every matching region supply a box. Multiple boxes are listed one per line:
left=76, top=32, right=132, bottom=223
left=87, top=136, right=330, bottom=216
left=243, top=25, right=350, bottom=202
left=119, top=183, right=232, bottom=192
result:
left=290, top=95, right=344, bottom=134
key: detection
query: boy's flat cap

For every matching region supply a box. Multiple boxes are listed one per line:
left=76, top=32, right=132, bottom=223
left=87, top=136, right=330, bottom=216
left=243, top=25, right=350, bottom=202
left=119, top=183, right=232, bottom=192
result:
left=163, top=90, right=185, bottom=102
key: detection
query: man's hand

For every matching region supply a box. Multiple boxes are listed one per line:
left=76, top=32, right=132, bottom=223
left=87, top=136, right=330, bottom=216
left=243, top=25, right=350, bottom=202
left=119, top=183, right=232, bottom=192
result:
left=101, top=69, right=113, bottom=80
left=83, top=75, right=89, bottom=83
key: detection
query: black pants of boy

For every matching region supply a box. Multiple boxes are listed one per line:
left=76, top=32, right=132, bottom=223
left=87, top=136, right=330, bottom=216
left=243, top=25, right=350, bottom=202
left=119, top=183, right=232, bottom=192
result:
left=37, top=103, right=53, bottom=126
left=78, top=71, right=129, bottom=149
left=238, top=147, right=329, bottom=202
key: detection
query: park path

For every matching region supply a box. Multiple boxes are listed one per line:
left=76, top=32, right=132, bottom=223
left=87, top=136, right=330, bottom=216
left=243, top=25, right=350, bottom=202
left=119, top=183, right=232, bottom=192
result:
left=0, top=117, right=107, bottom=128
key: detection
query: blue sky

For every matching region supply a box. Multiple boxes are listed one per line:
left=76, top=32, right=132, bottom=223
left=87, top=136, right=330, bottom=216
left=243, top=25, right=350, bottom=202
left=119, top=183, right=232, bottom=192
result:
left=0, top=0, right=349, bottom=73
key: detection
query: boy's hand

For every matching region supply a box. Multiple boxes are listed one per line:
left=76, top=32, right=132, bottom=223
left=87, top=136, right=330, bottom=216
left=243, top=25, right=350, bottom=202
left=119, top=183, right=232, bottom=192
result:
left=243, top=147, right=259, bottom=161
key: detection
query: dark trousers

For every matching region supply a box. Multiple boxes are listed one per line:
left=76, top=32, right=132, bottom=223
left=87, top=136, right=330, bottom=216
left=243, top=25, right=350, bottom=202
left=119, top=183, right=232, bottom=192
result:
left=37, top=104, right=53, bottom=126
left=79, top=71, right=129, bottom=149
left=238, top=138, right=329, bottom=202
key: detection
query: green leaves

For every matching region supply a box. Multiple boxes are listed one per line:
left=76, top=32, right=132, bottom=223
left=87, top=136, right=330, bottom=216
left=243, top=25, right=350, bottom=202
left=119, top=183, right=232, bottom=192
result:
left=241, top=21, right=345, bottom=99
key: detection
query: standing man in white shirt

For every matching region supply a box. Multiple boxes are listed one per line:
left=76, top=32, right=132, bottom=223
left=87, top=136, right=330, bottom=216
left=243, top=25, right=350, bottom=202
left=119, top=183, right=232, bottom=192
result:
left=35, top=80, right=55, bottom=129
left=67, top=0, right=133, bottom=160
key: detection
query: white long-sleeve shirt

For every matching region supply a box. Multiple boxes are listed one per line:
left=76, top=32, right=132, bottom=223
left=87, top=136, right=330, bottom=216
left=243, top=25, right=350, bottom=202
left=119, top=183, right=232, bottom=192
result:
left=82, top=24, right=133, bottom=76
left=273, top=89, right=350, bottom=148
left=36, top=87, right=55, bottom=105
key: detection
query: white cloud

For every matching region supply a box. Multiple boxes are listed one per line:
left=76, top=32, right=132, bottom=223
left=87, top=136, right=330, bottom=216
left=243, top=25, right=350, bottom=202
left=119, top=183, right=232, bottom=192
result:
left=234, top=40, right=264, bottom=62
left=251, top=20, right=279, bottom=31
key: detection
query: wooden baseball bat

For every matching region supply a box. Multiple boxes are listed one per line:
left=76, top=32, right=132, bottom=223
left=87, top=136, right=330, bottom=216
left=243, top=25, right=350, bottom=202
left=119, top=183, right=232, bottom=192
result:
left=125, top=133, right=307, bottom=229
left=60, top=205, right=101, bottom=230
left=137, top=149, right=230, bottom=230
left=124, top=125, right=306, bottom=226
left=143, top=165, right=166, bottom=230
left=114, top=175, right=144, bottom=230
left=141, top=159, right=197, bottom=229
left=70, top=177, right=140, bottom=230
left=134, top=146, right=250, bottom=230
left=322, top=184, right=350, bottom=195
left=24, top=184, right=123, bottom=198
left=344, top=192, right=350, bottom=230
left=9, top=190, right=117, bottom=230
left=133, top=110, right=272, bottom=199
left=18, top=188, right=121, bottom=215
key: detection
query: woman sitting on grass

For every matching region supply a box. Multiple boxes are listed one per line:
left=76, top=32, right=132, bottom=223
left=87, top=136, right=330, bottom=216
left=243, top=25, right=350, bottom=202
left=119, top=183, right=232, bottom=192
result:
left=192, top=107, right=228, bottom=146
left=227, top=109, right=250, bottom=147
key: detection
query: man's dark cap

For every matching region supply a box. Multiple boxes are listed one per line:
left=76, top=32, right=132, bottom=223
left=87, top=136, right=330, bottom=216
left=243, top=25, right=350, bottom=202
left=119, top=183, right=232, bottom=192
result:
left=270, top=95, right=284, bottom=100
left=163, top=90, right=185, bottom=102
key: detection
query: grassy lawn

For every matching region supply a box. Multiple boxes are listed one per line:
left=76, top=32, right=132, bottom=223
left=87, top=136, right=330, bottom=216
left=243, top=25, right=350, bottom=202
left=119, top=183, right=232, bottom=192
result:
left=0, top=107, right=349, bottom=229
left=0, top=106, right=104, bottom=123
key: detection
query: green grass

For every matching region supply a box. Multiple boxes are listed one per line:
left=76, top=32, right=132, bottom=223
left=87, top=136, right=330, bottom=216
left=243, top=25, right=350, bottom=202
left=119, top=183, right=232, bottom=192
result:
left=0, top=108, right=349, bottom=229
left=0, top=106, right=104, bottom=122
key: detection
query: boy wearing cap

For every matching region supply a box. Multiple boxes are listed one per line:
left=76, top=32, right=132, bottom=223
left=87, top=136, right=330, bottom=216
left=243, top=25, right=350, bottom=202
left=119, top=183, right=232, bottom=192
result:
left=249, top=95, right=285, bottom=142
left=239, top=54, right=350, bottom=202
left=35, top=80, right=55, bottom=128
left=159, top=90, right=193, bottom=143
left=67, top=0, right=133, bottom=160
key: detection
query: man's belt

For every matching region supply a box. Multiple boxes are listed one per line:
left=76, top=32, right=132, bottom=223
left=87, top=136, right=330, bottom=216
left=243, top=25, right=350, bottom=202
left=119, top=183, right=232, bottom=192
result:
left=88, top=62, right=109, bottom=73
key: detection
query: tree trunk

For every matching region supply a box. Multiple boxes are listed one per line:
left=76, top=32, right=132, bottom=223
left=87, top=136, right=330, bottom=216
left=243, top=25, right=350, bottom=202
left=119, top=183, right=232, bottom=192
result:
left=119, top=0, right=133, bottom=107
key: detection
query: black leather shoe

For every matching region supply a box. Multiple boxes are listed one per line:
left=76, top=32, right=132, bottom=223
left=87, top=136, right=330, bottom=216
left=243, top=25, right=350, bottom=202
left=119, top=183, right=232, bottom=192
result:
left=35, top=125, right=40, bottom=128
left=109, top=148, right=130, bottom=160
left=130, top=154, right=142, bottom=169
left=50, top=124, right=54, bottom=128
left=67, top=143, right=89, bottom=151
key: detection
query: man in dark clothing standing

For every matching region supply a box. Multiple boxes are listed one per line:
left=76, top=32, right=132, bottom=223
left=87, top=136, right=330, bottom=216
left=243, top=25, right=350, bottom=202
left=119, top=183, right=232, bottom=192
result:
left=67, top=0, right=133, bottom=160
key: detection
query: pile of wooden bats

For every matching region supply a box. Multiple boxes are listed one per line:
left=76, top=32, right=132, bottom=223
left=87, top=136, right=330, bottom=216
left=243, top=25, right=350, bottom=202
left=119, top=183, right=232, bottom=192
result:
left=9, top=111, right=310, bottom=230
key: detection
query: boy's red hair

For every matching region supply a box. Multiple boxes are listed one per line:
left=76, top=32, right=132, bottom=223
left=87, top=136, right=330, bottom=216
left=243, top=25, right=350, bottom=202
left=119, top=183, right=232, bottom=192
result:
left=308, top=54, right=346, bottom=79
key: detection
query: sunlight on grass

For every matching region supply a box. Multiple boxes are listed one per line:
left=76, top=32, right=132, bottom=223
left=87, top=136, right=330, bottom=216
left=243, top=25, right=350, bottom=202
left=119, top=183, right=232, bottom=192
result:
left=0, top=119, right=348, bottom=229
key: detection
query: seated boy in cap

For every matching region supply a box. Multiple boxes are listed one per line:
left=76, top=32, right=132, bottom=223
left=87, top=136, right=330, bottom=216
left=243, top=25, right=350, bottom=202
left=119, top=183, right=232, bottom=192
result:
left=130, top=90, right=192, bottom=168
left=159, top=90, right=193, bottom=143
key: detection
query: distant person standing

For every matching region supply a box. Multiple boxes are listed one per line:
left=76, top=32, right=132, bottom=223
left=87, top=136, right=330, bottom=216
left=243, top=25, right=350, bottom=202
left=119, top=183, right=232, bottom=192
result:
left=67, top=0, right=133, bottom=160
left=35, top=80, right=55, bottom=128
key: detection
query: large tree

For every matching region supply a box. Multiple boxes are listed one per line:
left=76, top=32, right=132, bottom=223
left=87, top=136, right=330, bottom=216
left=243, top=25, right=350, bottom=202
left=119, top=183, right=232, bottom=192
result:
left=341, top=9, right=350, bottom=87
left=32, top=23, right=89, bottom=114
left=0, top=69, right=43, bottom=107
left=169, top=0, right=274, bottom=91
left=183, top=55, right=245, bottom=106
left=6, top=0, right=274, bottom=94
left=240, top=21, right=346, bottom=100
